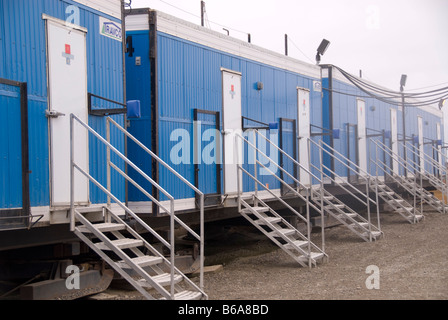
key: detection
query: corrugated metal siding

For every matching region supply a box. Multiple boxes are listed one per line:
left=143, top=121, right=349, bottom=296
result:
left=156, top=32, right=321, bottom=200
left=0, top=0, right=124, bottom=208
left=0, top=85, right=22, bottom=208
left=328, top=77, right=442, bottom=177
left=125, top=31, right=152, bottom=202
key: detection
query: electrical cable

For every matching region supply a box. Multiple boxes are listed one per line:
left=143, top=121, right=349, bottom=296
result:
left=332, top=65, right=448, bottom=108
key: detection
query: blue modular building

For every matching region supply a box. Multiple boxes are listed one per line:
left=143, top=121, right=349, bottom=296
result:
left=124, top=9, right=444, bottom=214
left=321, top=65, right=444, bottom=179
left=125, top=9, right=325, bottom=212
left=0, top=0, right=126, bottom=233
left=0, top=2, right=446, bottom=300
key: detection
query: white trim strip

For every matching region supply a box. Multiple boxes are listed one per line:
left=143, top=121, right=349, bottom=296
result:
left=126, top=11, right=321, bottom=79
left=42, top=14, right=88, bottom=33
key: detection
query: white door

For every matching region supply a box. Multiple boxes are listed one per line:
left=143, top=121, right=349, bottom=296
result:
left=436, top=123, right=442, bottom=169
left=390, top=108, right=399, bottom=175
left=297, top=88, right=311, bottom=186
left=47, top=19, right=89, bottom=206
left=417, top=116, right=424, bottom=173
left=357, top=99, right=367, bottom=175
left=222, top=69, right=242, bottom=195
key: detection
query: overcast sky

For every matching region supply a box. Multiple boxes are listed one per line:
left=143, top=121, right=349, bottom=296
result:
left=129, top=0, right=447, bottom=93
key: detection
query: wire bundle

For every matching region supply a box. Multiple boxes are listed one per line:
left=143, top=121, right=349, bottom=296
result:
left=332, top=66, right=448, bottom=109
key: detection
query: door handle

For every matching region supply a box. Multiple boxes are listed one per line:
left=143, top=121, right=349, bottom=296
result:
left=222, top=129, right=233, bottom=136
left=46, top=110, right=66, bottom=118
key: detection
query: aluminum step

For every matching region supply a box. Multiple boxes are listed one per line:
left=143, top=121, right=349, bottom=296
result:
left=350, top=222, right=369, bottom=229
left=269, top=228, right=296, bottom=237
left=407, top=214, right=425, bottom=223
left=241, top=206, right=270, bottom=214
left=362, top=230, right=383, bottom=239
left=96, top=238, right=143, bottom=251
left=325, top=204, right=345, bottom=209
left=166, top=290, right=204, bottom=301
left=77, top=222, right=126, bottom=234
left=284, top=240, right=308, bottom=250
left=117, top=255, right=163, bottom=269
left=298, top=252, right=326, bottom=263
left=337, top=212, right=358, bottom=219
left=138, top=273, right=182, bottom=288
left=255, top=217, right=282, bottom=225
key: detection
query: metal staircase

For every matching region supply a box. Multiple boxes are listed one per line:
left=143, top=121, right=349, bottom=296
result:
left=311, top=188, right=383, bottom=241
left=373, top=181, right=424, bottom=223
left=69, top=114, right=207, bottom=300
left=400, top=141, right=448, bottom=205
left=315, top=139, right=424, bottom=224
left=239, top=194, right=326, bottom=268
left=308, top=139, right=382, bottom=241
left=235, top=130, right=328, bottom=268
left=368, top=139, right=424, bottom=223
left=371, top=139, right=447, bottom=214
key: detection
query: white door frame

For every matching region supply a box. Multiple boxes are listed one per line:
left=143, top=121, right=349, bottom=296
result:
left=45, top=16, right=89, bottom=207
left=390, top=108, right=399, bottom=175
left=436, top=123, right=442, bottom=169
left=417, top=116, right=424, bottom=173
left=357, top=99, right=367, bottom=175
left=297, top=87, right=311, bottom=186
left=221, top=68, right=243, bottom=196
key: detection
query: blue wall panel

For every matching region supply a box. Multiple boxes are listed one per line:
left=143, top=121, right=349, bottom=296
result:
left=0, top=0, right=125, bottom=208
left=0, top=85, right=22, bottom=208
left=155, top=32, right=321, bottom=200
left=325, top=76, right=443, bottom=178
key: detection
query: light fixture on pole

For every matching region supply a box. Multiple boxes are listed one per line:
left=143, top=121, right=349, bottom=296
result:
left=439, top=99, right=446, bottom=110
left=316, top=39, right=330, bottom=65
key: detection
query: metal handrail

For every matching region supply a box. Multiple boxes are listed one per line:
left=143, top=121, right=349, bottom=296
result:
left=308, top=138, right=376, bottom=205
left=314, top=138, right=372, bottom=178
left=370, top=138, right=422, bottom=216
left=106, top=117, right=205, bottom=290
left=429, top=143, right=448, bottom=164
left=70, top=114, right=204, bottom=298
left=235, top=131, right=326, bottom=256
left=308, top=138, right=380, bottom=238
left=399, top=141, right=447, bottom=201
left=400, top=140, right=447, bottom=177
left=256, top=131, right=322, bottom=184
left=235, top=132, right=319, bottom=222
left=308, top=139, right=376, bottom=206
left=310, top=161, right=371, bottom=207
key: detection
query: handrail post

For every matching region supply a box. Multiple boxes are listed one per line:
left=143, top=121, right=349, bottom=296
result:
left=70, top=114, right=75, bottom=232
left=253, top=130, right=258, bottom=200
left=366, top=175, right=372, bottom=241
left=170, top=199, right=175, bottom=300
left=106, top=118, right=112, bottom=222
left=199, top=193, right=204, bottom=290
left=318, top=139, right=325, bottom=254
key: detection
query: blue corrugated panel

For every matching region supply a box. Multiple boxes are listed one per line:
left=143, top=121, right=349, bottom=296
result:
left=0, top=0, right=125, bottom=208
left=327, top=76, right=443, bottom=178
left=155, top=32, right=321, bottom=200
left=0, top=84, right=22, bottom=208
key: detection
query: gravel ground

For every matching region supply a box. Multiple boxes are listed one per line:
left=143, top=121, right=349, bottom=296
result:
left=202, top=207, right=448, bottom=300
left=95, top=205, right=448, bottom=300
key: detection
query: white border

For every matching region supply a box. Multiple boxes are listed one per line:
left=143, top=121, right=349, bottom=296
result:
left=126, top=11, right=321, bottom=80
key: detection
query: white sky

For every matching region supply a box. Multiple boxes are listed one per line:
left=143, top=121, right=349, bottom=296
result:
left=129, top=0, right=447, bottom=91
left=129, top=0, right=448, bottom=138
